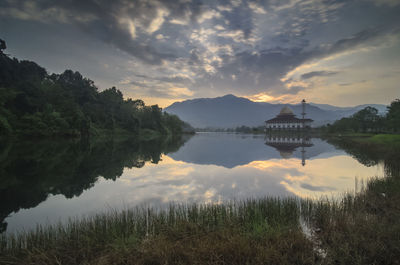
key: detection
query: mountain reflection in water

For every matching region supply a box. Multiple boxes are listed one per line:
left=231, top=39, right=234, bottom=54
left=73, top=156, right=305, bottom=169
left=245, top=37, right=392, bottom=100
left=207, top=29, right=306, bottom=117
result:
left=170, top=133, right=336, bottom=168
left=1, top=133, right=384, bottom=234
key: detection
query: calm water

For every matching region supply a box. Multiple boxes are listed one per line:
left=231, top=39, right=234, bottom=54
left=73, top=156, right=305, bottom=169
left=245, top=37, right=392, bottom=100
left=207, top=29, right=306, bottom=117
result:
left=0, top=133, right=384, bottom=234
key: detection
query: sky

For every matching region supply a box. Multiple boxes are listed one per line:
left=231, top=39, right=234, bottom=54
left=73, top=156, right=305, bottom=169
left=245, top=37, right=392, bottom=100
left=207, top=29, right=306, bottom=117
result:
left=1, top=0, right=399, bottom=107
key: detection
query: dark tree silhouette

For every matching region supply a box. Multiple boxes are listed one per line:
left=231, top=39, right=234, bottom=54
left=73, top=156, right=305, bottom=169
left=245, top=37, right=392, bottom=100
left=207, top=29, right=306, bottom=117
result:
left=0, top=39, right=6, bottom=53
left=0, top=43, right=190, bottom=137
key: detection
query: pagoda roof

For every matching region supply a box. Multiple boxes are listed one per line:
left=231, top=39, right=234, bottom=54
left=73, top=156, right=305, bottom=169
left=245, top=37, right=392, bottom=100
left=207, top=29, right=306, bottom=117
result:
left=279, top=106, right=294, bottom=115
left=266, top=106, right=313, bottom=123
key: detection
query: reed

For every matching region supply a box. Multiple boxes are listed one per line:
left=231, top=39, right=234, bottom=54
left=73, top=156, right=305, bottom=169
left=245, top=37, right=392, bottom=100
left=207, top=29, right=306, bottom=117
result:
left=1, top=174, right=399, bottom=264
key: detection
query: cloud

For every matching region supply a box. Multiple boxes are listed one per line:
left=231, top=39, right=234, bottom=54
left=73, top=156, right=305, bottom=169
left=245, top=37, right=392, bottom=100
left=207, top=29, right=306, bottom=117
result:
left=301, top=71, right=339, bottom=80
left=300, top=183, right=336, bottom=192
left=1, top=0, right=400, bottom=103
left=217, top=5, right=234, bottom=12
left=369, top=0, right=400, bottom=7
left=130, top=84, right=193, bottom=99
left=147, top=7, right=170, bottom=34
left=118, top=17, right=137, bottom=39
left=0, top=0, right=97, bottom=24
left=248, top=1, right=267, bottom=14
left=338, top=80, right=367, bottom=86
left=197, top=10, right=221, bottom=24
left=0, top=0, right=204, bottom=65
left=133, top=73, right=193, bottom=84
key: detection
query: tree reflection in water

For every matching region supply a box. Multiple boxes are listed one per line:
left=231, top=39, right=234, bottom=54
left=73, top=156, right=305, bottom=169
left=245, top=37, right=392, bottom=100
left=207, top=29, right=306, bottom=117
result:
left=0, top=135, right=189, bottom=233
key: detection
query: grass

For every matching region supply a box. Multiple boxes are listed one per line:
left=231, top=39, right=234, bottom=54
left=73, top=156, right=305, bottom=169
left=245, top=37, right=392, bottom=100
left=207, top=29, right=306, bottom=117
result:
left=0, top=198, right=319, bottom=264
left=324, top=132, right=375, bottom=137
left=1, top=151, right=400, bottom=264
left=366, top=134, right=400, bottom=146
left=1, top=175, right=400, bottom=265
left=303, top=175, right=400, bottom=265
left=324, top=133, right=400, bottom=156
left=324, top=132, right=400, bottom=144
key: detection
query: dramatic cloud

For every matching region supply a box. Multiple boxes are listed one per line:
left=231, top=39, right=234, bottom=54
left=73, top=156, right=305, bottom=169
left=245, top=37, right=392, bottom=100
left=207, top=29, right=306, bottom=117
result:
left=301, top=71, right=339, bottom=80
left=1, top=0, right=399, bottom=106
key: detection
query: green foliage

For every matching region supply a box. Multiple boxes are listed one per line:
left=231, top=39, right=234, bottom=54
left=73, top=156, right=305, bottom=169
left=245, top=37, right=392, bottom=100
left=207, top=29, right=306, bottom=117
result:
left=386, top=99, right=400, bottom=132
left=323, top=102, right=400, bottom=134
left=368, top=134, right=400, bottom=146
left=0, top=53, right=188, bottom=138
left=0, top=115, right=12, bottom=135
left=235, top=125, right=265, bottom=133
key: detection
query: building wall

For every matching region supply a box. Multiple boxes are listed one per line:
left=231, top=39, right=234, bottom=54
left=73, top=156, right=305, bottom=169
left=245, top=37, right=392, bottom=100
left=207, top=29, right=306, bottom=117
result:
left=265, top=122, right=303, bottom=129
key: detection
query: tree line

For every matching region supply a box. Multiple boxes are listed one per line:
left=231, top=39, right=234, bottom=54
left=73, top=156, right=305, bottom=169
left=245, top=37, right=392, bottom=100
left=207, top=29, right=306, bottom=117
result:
left=0, top=49, right=191, bottom=138
left=321, top=101, right=400, bottom=133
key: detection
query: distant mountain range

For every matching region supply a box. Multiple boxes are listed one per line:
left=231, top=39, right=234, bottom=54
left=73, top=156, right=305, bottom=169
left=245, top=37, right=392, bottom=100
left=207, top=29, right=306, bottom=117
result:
left=165, top=94, right=387, bottom=128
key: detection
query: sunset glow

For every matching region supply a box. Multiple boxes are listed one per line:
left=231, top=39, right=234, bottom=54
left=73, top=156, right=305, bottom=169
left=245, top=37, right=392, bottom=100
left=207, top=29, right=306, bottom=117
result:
left=1, top=0, right=399, bottom=107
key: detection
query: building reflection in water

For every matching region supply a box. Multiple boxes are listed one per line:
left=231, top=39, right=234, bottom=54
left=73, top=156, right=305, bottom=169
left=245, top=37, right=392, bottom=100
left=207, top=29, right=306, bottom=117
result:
left=265, top=133, right=313, bottom=166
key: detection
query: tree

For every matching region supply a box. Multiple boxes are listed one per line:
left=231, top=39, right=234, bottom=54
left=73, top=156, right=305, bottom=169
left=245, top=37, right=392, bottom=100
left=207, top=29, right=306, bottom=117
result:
left=0, top=39, right=6, bottom=53
left=352, top=106, right=379, bottom=132
left=386, top=99, right=400, bottom=132
left=0, top=44, right=189, bottom=138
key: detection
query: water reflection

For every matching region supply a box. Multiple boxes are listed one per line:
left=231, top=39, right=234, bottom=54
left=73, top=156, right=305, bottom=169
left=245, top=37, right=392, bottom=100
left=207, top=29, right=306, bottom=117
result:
left=0, top=136, right=188, bottom=233
left=264, top=133, right=313, bottom=166
left=169, top=133, right=338, bottom=168
left=1, top=133, right=389, bottom=234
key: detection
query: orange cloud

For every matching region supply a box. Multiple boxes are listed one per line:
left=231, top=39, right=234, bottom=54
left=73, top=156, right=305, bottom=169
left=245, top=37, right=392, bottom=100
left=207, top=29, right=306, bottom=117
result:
left=244, top=92, right=302, bottom=104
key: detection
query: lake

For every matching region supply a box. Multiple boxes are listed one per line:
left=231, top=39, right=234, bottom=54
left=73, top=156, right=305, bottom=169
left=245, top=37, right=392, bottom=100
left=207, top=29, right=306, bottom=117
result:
left=0, top=132, right=384, bottom=234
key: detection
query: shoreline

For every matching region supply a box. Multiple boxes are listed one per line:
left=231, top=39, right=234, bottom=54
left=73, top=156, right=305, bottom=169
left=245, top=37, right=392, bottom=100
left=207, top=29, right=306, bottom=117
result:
left=1, top=133, right=399, bottom=264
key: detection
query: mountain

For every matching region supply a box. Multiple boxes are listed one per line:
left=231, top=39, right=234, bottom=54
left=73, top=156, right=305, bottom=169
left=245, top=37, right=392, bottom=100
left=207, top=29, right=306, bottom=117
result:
left=310, top=103, right=388, bottom=116
left=165, top=94, right=387, bottom=128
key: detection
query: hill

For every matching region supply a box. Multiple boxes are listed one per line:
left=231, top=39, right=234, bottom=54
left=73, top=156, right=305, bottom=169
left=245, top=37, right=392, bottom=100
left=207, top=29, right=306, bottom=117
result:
left=165, top=94, right=387, bottom=128
left=0, top=52, right=188, bottom=138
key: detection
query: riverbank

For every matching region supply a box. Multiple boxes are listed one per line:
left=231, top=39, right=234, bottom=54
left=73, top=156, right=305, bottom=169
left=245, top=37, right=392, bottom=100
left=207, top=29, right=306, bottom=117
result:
left=1, top=165, right=399, bottom=264
left=322, top=133, right=400, bottom=156
left=333, top=133, right=400, bottom=147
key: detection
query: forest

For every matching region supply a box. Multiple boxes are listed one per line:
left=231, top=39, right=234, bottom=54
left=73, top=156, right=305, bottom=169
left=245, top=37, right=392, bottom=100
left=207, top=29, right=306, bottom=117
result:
left=0, top=51, right=190, bottom=138
left=321, top=101, right=400, bottom=133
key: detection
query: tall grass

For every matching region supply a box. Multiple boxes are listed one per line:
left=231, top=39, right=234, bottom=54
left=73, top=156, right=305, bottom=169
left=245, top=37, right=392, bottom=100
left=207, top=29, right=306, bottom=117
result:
left=1, top=173, right=399, bottom=264
left=0, top=198, right=299, bottom=252
left=299, top=174, right=400, bottom=265
left=1, top=198, right=318, bottom=264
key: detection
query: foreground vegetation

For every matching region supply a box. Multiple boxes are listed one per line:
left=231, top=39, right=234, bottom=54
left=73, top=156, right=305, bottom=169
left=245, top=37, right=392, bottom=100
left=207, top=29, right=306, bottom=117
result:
left=1, top=157, right=399, bottom=264
left=0, top=199, right=318, bottom=264
left=0, top=50, right=191, bottom=138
